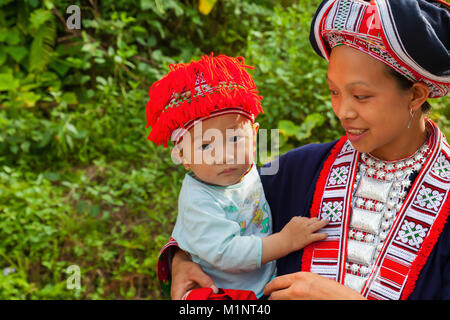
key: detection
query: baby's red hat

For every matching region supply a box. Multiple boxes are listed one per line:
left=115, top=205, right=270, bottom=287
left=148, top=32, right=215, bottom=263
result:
left=146, top=53, right=264, bottom=147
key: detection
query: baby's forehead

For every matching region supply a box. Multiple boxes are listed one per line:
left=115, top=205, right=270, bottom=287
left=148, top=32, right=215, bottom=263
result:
left=188, top=113, right=252, bottom=134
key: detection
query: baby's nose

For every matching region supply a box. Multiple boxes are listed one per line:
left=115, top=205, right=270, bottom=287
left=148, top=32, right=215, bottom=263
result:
left=222, top=144, right=236, bottom=164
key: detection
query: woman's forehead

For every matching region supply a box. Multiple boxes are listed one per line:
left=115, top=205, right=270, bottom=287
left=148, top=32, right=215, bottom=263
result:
left=328, top=46, right=389, bottom=86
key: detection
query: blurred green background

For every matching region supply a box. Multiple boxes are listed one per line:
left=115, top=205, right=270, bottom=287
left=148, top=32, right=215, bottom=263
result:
left=0, top=0, right=448, bottom=299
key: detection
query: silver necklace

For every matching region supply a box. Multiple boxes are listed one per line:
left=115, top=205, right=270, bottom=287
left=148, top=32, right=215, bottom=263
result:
left=343, top=137, right=432, bottom=292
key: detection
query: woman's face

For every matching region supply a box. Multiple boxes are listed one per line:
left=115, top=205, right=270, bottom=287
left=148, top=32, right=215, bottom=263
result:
left=327, top=45, right=415, bottom=160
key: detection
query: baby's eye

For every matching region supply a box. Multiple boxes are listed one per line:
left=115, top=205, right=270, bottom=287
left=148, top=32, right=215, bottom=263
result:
left=229, top=135, right=243, bottom=143
left=200, top=143, right=212, bottom=151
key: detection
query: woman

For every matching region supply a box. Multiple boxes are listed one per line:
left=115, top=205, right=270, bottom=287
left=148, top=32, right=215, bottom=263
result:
left=158, top=0, right=450, bottom=299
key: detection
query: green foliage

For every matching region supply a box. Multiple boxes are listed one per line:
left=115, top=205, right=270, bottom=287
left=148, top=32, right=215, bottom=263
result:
left=0, top=0, right=448, bottom=300
left=0, top=0, right=281, bottom=300
left=29, top=8, right=56, bottom=72
left=246, top=1, right=344, bottom=156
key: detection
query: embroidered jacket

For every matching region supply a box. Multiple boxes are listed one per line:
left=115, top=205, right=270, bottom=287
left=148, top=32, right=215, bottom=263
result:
left=261, top=120, right=449, bottom=299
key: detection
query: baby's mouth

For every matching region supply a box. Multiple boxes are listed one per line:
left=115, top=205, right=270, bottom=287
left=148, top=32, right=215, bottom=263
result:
left=219, top=168, right=238, bottom=175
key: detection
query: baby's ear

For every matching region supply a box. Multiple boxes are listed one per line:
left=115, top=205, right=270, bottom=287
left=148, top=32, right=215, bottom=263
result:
left=171, top=146, right=191, bottom=170
left=253, top=122, right=260, bottom=135
left=171, top=146, right=183, bottom=165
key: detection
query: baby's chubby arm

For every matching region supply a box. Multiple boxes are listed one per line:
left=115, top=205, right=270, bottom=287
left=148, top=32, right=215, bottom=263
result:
left=261, top=217, right=329, bottom=265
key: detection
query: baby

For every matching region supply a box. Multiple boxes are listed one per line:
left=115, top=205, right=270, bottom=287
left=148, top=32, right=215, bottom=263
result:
left=146, top=54, right=328, bottom=298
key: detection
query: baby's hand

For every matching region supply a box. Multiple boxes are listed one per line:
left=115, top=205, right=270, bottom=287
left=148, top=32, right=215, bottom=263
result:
left=280, top=217, right=329, bottom=252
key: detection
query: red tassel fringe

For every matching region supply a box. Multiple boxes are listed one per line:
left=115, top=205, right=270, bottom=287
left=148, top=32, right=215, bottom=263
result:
left=301, top=136, right=347, bottom=272
left=146, top=53, right=263, bottom=147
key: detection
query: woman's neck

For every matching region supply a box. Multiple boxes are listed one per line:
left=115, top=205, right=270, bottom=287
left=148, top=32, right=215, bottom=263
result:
left=369, top=118, right=428, bottom=161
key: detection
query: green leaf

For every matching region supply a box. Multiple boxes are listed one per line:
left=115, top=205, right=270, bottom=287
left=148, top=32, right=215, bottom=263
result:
left=278, top=120, right=300, bottom=137
left=140, top=0, right=153, bottom=10
left=295, top=113, right=326, bottom=141
left=0, top=28, right=8, bottom=42
left=29, top=9, right=53, bottom=30
left=65, top=122, right=78, bottom=136
left=88, top=204, right=100, bottom=217
left=49, top=59, right=70, bottom=76
left=4, top=28, right=21, bottom=45
left=5, top=46, right=28, bottom=63
left=20, top=91, right=41, bottom=107
left=29, top=13, right=55, bottom=72
left=0, top=73, right=19, bottom=90
left=65, top=133, right=74, bottom=150
left=0, top=47, right=6, bottom=66
left=43, top=171, right=60, bottom=182
left=61, top=92, right=78, bottom=105
left=76, top=200, right=88, bottom=213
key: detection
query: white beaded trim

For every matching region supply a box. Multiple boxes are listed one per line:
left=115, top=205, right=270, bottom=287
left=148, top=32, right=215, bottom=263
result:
left=344, top=139, right=431, bottom=292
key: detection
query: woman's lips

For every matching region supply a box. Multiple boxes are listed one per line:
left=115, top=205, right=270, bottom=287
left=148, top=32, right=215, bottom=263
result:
left=345, top=128, right=368, bottom=143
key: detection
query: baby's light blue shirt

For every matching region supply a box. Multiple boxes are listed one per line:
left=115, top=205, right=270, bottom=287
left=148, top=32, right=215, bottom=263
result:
left=172, top=165, right=277, bottom=298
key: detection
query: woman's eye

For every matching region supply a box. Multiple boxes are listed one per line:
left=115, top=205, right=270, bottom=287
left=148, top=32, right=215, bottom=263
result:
left=329, top=89, right=338, bottom=95
left=354, top=95, right=371, bottom=100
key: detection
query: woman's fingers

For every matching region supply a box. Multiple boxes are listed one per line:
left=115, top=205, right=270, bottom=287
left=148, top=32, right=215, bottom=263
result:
left=264, top=273, right=296, bottom=296
left=171, top=250, right=218, bottom=299
left=310, top=232, right=328, bottom=242
left=267, top=288, right=292, bottom=300
left=171, top=268, right=217, bottom=299
left=193, top=272, right=219, bottom=294
left=312, top=218, right=329, bottom=229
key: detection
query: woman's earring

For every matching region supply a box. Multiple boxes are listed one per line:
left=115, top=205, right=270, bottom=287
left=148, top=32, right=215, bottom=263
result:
left=407, top=108, right=415, bottom=129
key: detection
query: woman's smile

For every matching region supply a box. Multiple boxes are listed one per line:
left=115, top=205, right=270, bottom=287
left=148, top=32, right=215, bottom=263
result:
left=343, top=126, right=369, bottom=143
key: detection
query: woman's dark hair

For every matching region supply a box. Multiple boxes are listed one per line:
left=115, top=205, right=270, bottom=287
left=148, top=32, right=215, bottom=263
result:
left=387, top=67, right=432, bottom=113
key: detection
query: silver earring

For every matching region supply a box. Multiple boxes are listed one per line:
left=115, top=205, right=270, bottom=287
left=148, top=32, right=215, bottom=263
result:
left=407, top=108, right=415, bottom=129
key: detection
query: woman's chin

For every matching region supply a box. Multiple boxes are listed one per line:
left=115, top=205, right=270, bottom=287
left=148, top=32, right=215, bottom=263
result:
left=349, top=141, right=375, bottom=155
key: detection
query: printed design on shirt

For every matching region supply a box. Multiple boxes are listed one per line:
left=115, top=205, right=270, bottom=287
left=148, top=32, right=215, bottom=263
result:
left=223, top=205, right=239, bottom=214
left=260, top=217, right=270, bottom=233
left=252, top=201, right=263, bottom=225
left=251, top=200, right=271, bottom=234
left=240, top=220, right=247, bottom=233
left=231, top=186, right=271, bottom=235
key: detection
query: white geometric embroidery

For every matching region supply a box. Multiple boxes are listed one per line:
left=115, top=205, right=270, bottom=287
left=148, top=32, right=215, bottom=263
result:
left=432, top=154, right=450, bottom=180
left=321, top=201, right=344, bottom=222
left=329, top=166, right=349, bottom=186
left=340, top=141, right=354, bottom=155
left=414, top=185, right=444, bottom=212
left=396, top=221, right=428, bottom=248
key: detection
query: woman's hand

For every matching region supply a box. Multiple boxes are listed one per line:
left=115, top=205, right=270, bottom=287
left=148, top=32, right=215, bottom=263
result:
left=171, top=250, right=218, bottom=300
left=264, top=272, right=366, bottom=300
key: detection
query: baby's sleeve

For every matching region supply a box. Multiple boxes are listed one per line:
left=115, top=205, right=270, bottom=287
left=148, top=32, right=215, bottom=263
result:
left=172, top=197, right=262, bottom=273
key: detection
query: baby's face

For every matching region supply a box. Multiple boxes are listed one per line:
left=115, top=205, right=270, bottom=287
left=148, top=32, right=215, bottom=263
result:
left=178, top=114, right=257, bottom=186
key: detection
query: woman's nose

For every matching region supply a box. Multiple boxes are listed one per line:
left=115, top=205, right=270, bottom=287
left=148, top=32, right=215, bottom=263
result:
left=334, top=99, right=358, bottom=121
